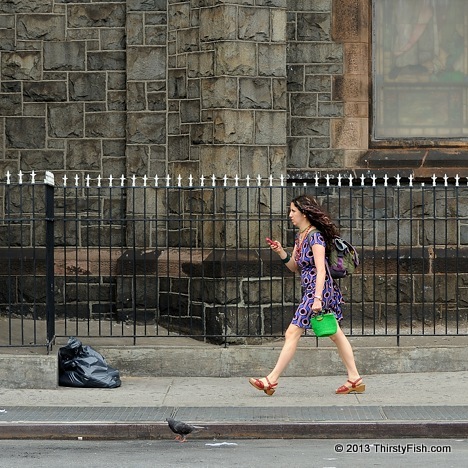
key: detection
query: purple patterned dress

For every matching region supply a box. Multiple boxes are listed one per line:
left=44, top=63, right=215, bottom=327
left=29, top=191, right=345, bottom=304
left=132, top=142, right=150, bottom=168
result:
left=291, top=230, right=344, bottom=329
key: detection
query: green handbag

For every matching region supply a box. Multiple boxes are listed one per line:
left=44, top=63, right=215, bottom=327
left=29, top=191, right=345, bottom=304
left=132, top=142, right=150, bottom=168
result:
left=311, top=312, right=338, bottom=337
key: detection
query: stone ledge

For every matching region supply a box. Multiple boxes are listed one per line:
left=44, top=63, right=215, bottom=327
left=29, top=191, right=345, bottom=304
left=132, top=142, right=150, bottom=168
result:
left=0, top=354, right=57, bottom=389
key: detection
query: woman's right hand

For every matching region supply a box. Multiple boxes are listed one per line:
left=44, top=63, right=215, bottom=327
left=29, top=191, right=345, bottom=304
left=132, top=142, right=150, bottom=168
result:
left=266, top=237, right=282, bottom=254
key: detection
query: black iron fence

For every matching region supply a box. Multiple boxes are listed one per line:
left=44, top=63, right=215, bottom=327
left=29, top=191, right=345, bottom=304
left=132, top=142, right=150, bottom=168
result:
left=1, top=171, right=467, bottom=350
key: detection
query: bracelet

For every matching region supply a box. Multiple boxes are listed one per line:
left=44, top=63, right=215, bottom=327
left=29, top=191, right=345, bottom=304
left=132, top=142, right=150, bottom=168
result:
left=281, top=253, right=291, bottom=264
left=314, top=295, right=323, bottom=301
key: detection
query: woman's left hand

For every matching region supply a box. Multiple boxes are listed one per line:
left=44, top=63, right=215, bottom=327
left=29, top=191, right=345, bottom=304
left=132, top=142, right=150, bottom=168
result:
left=312, top=298, right=322, bottom=313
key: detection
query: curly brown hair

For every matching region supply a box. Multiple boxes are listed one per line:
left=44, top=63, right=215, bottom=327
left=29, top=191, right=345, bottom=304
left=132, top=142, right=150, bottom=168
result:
left=292, top=194, right=340, bottom=251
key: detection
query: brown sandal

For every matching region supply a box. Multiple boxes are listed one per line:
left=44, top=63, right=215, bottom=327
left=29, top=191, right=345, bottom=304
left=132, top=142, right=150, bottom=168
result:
left=249, top=376, right=278, bottom=396
left=336, top=377, right=365, bottom=394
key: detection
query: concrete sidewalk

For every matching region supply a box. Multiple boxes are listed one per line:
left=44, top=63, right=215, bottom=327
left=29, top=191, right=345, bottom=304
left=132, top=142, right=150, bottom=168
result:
left=1, top=372, right=468, bottom=440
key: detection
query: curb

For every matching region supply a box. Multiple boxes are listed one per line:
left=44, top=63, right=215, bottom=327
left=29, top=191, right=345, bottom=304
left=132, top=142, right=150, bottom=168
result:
left=1, top=421, right=467, bottom=440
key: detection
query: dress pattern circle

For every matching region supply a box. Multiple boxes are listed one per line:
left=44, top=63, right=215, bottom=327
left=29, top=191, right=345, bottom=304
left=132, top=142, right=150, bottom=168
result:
left=291, top=230, right=344, bottom=329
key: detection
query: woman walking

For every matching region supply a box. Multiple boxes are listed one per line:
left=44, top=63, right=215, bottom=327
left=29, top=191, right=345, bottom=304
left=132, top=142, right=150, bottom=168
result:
left=249, top=194, right=365, bottom=396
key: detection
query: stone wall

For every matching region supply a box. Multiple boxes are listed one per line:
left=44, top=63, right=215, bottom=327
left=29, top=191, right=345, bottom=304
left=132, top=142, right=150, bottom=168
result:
left=0, top=0, right=288, bottom=179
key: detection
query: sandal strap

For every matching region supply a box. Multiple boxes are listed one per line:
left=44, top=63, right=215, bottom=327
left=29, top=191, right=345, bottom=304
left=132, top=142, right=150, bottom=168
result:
left=347, top=378, right=362, bottom=388
left=265, top=376, right=278, bottom=389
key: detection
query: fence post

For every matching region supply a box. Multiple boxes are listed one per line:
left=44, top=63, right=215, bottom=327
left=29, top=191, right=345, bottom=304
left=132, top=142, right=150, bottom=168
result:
left=44, top=171, right=55, bottom=349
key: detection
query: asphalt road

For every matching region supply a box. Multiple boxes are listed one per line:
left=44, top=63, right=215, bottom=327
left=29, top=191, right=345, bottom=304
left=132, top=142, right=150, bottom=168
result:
left=0, top=438, right=466, bottom=468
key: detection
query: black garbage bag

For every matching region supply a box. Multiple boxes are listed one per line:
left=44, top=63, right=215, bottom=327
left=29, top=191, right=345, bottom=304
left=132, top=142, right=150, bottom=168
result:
left=58, top=337, right=121, bottom=388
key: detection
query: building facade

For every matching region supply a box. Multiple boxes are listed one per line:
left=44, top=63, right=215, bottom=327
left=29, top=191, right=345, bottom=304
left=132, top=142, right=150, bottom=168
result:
left=1, top=0, right=466, bottom=180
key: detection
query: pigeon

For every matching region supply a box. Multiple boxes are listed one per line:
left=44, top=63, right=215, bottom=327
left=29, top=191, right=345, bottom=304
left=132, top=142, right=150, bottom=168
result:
left=166, top=417, right=206, bottom=442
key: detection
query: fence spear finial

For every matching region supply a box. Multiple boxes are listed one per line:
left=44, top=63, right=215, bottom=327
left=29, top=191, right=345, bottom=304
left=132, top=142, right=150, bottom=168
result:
left=31, top=170, right=36, bottom=184
left=143, top=174, right=148, bottom=187
left=188, top=174, right=193, bottom=187
left=109, top=174, right=113, bottom=187
left=177, top=174, right=182, bottom=187
left=432, top=174, right=437, bottom=186
left=6, top=171, right=11, bottom=184
left=18, top=170, right=23, bottom=185
left=97, top=174, right=102, bottom=187
left=211, top=174, right=216, bottom=186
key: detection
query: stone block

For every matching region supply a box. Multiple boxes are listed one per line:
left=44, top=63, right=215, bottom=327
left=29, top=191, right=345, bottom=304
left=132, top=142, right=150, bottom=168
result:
left=128, top=46, right=166, bottom=80
left=67, top=4, right=126, bottom=28
left=2, top=51, right=42, bottom=79
left=5, top=117, right=45, bottom=149
left=168, top=135, right=190, bottom=162
left=87, top=51, right=126, bottom=71
left=43, top=42, right=85, bottom=71
left=305, top=75, right=331, bottom=93
left=17, top=14, right=65, bottom=41
left=191, top=123, right=214, bottom=145
left=148, top=92, right=166, bottom=111
left=48, top=103, right=84, bottom=138
left=86, top=112, right=126, bottom=139
left=0, top=28, right=15, bottom=51
left=255, top=111, right=287, bottom=145
left=332, top=75, right=367, bottom=101
left=176, top=28, right=199, bottom=53
left=271, top=8, right=286, bottom=42
left=180, top=99, right=200, bottom=123
left=127, top=82, right=146, bottom=111
left=127, top=13, right=144, bottom=45
left=127, top=112, right=166, bottom=144
left=199, top=145, right=239, bottom=177
left=290, top=93, right=317, bottom=116
left=331, top=118, right=367, bottom=150
left=288, top=138, right=310, bottom=168
left=126, top=145, right=150, bottom=176
left=145, top=25, right=167, bottom=46
left=258, top=44, right=286, bottom=77
left=309, top=149, right=344, bottom=168
left=168, top=69, right=187, bottom=99
left=215, top=42, right=256, bottom=76
left=332, top=0, right=368, bottom=43
left=22, top=81, right=66, bottom=102
left=239, top=7, right=270, bottom=41
left=290, top=117, right=329, bottom=137
left=100, top=28, right=126, bottom=50
left=288, top=42, right=342, bottom=64
left=201, top=77, right=237, bottom=109
left=200, top=5, right=237, bottom=41
left=287, top=65, right=304, bottom=91
left=213, top=110, right=254, bottom=144
left=239, top=146, right=269, bottom=176
left=188, top=51, right=214, bottom=78
left=66, top=139, right=102, bottom=170
left=0, top=93, right=22, bottom=115
left=272, top=78, right=286, bottom=110
left=318, top=101, right=344, bottom=117
left=127, top=0, right=167, bottom=12
left=69, top=72, right=106, bottom=101
left=20, top=150, right=64, bottom=171
left=344, top=43, right=368, bottom=74
left=0, top=0, right=51, bottom=14
left=168, top=1, right=191, bottom=29
left=297, top=13, right=331, bottom=41
left=239, top=78, right=272, bottom=109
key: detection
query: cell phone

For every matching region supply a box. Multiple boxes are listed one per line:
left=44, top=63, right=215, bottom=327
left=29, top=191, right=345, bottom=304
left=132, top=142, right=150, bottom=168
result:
left=266, top=237, right=277, bottom=246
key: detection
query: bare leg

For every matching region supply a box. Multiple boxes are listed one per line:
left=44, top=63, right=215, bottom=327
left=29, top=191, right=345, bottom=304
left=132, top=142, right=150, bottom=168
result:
left=265, top=324, right=304, bottom=384
left=329, top=326, right=362, bottom=385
